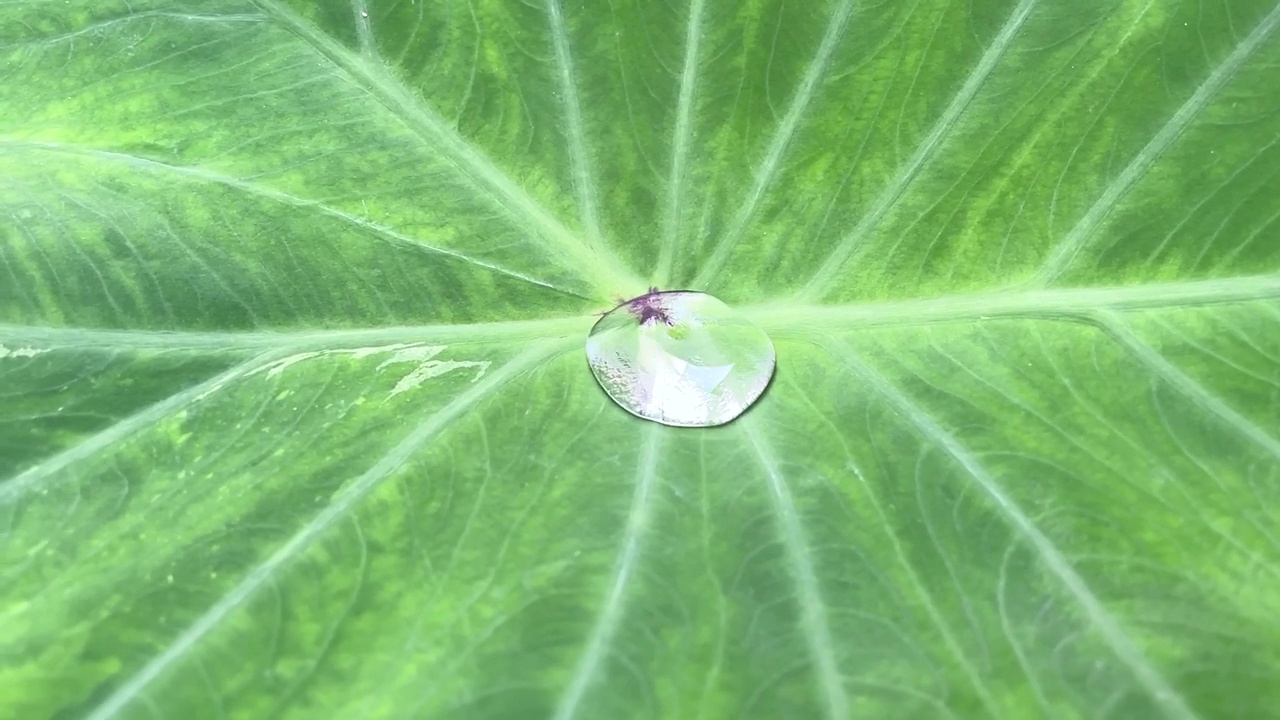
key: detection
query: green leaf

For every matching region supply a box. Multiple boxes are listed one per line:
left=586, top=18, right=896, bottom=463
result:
left=3, top=0, right=1279, bottom=718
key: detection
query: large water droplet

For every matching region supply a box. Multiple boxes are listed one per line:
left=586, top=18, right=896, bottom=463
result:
left=585, top=289, right=776, bottom=427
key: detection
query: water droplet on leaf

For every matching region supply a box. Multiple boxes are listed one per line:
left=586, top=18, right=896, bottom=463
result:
left=585, top=290, right=776, bottom=427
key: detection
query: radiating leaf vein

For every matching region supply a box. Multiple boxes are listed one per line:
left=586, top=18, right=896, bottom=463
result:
left=1033, top=0, right=1280, bottom=284
left=553, top=427, right=663, bottom=720
left=545, top=0, right=605, bottom=248
left=799, top=0, right=1040, bottom=301
left=4, top=139, right=575, bottom=295
left=79, top=338, right=571, bottom=720
left=656, top=0, right=707, bottom=286
left=750, top=273, right=1280, bottom=332
left=832, top=340, right=1200, bottom=720
left=1095, top=311, right=1280, bottom=463
left=0, top=315, right=590, bottom=354
left=0, top=351, right=280, bottom=504
left=248, top=0, right=640, bottom=298
left=0, top=9, right=263, bottom=51
left=788, top=379, right=1003, bottom=717
left=742, top=417, right=850, bottom=720
left=692, top=0, right=856, bottom=290
left=349, top=0, right=376, bottom=58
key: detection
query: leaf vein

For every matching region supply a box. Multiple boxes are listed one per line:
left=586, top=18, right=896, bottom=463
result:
left=787, top=379, right=1003, bottom=717
left=693, top=0, right=857, bottom=290
left=799, top=0, right=1039, bottom=300
left=545, top=0, right=605, bottom=247
left=248, top=0, right=639, bottom=297
left=0, top=351, right=280, bottom=504
left=349, top=0, right=376, bottom=58
left=656, top=0, right=707, bottom=286
left=3, top=139, right=576, bottom=296
left=741, top=417, right=850, bottom=720
left=1095, top=311, right=1280, bottom=462
left=832, top=342, right=1200, bottom=720
left=552, top=427, right=663, bottom=720
left=0, top=315, right=592, bottom=353
left=1033, top=1, right=1280, bottom=284
left=79, top=338, right=570, bottom=720
left=750, top=273, right=1280, bottom=332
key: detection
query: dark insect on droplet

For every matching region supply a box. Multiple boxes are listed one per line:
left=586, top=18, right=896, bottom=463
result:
left=584, top=290, right=778, bottom=427
left=625, top=287, right=674, bottom=326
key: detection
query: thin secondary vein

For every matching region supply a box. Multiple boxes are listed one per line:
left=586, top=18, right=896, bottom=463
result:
left=248, top=0, right=641, bottom=298
left=741, top=417, right=850, bottom=720
left=1032, top=1, right=1280, bottom=285
left=0, top=351, right=280, bottom=504
left=691, top=0, right=856, bottom=290
left=552, top=427, right=663, bottom=720
left=1095, top=311, right=1280, bottom=462
left=833, top=342, right=1199, bottom=720
left=545, top=0, right=604, bottom=247
left=80, top=339, right=569, bottom=720
left=747, top=273, right=1280, bottom=332
left=0, top=314, right=593, bottom=353
left=5, top=139, right=576, bottom=295
left=656, top=0, right=707, bottom=286
left=799, top=0, right=1039, bottom=301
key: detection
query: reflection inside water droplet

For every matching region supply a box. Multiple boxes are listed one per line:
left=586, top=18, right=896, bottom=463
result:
left=585, top=289, right=776, bottom=427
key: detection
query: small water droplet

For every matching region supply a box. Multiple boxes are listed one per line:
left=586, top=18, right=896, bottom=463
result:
left=585, top=290, right=776, bottom=427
